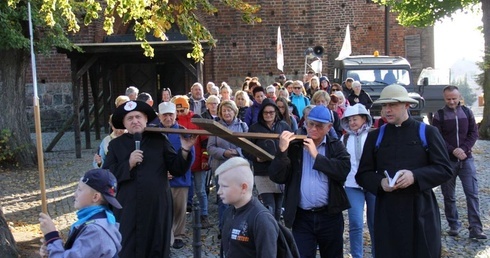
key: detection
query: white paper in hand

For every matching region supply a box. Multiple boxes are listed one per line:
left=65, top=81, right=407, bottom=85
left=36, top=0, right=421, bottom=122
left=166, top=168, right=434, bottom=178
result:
left=384, top=170, right=402, bottom=187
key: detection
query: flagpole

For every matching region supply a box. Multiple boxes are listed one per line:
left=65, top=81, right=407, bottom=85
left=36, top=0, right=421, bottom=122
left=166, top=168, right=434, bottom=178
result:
left=28, top=1, right=48, bottom=214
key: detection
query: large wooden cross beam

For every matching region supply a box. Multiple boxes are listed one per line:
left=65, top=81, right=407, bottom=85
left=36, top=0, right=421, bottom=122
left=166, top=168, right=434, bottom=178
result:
left=144, top=118, right=306, bottom=161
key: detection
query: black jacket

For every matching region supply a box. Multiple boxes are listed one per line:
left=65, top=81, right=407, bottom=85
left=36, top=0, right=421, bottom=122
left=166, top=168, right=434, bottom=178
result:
left=244, top=120, right=291, bottom=176
left=268, top=135, right=351, bottom=228
left=355, top=118, right=452, bottom=257
left=348, top=90, right=373, bottom=110
left=244, top=99, right=292, bottom=176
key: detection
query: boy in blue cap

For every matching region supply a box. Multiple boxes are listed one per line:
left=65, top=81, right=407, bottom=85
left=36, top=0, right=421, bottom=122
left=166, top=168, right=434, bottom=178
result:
left=39, top=169, right=122, bottom=257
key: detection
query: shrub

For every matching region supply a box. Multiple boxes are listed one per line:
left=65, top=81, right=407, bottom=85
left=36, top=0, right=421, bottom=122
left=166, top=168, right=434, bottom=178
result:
left=0, top=129, right=19, bottom=168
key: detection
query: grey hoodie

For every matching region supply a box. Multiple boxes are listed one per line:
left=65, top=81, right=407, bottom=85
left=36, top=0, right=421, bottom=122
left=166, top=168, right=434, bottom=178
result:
left=47, top=218, right=122, bottom=258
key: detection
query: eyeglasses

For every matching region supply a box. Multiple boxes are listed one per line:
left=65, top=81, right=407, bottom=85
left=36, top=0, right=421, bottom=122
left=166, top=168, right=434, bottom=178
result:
left=177, top=109, right=186, bottom=113
left=263, top=111, right=276, bottom=116
left=306, top=120, right=326, bottom=130
left=207, top=102, right=218, bottom=105
left=293, top=87, right=302, bottom=89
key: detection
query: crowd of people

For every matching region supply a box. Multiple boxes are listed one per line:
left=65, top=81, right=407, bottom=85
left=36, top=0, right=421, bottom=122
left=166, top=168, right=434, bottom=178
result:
left=38, top=74, right=487, bottom=258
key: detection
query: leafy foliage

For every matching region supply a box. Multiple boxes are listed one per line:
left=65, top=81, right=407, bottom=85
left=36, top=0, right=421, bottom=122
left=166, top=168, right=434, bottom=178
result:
left=0, top=129, right=20, bottom=168
left=29, top=0, right=261, bottom=61
left=2, top=0, right=260, bottom=61
left=476, top=58, right=488, bottom=90
left=2, top=1, right=74, bottom=53
left=452, top=76, right=478, bottom=106
left=374, top=0, right=479, bottom=27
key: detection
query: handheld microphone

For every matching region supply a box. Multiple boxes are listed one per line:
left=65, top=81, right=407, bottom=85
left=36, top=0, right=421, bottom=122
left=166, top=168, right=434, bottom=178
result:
left=134, top=132, right=142, bottom=166
left=134, top=132, right=142, bottom=150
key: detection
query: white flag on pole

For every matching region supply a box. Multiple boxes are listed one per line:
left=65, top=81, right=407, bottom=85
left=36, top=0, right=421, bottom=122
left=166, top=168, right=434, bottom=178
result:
left=277, top=26, right=284, bottom=72
left=336, top=24, right=352, bottom=60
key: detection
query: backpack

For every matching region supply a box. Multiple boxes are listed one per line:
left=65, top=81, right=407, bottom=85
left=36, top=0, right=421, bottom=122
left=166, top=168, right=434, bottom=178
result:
left=375, top=122, right=428, bottom=151
left=254, top=210, right=300, bottom=258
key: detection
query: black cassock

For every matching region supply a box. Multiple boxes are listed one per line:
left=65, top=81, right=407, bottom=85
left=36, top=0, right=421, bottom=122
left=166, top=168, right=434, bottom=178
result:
left=356, top=118, right=452, bottom=258
left=104, top=131, right=192, bottom=258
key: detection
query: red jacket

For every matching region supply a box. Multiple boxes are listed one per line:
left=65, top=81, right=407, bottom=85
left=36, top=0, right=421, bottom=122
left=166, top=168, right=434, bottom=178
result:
left=177, top=111, right=209, bottom=172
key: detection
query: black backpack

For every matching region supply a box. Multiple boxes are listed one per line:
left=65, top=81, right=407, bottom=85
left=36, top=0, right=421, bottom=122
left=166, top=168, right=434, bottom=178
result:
left=254, top=210, right=300, bottom=258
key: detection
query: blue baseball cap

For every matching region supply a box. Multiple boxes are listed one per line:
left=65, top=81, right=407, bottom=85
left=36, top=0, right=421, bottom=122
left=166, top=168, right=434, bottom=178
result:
left=308, top=105, right=332, bottom=123
left=81, top=169, right=122, bottom=209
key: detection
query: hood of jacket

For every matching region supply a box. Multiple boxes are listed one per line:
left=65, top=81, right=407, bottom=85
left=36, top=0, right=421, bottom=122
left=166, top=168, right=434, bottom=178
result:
left=257, top=98, right=283, bottom=126
left=340, top=103, right=372, bottom=134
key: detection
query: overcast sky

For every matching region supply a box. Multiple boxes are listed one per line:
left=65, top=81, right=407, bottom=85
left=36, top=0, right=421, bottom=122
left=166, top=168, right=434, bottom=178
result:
left=434, top=9, right=484, bottom=70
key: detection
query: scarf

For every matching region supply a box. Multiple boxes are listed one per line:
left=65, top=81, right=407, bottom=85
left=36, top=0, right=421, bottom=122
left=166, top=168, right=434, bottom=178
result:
left=70, top=205, right=116, bottom=232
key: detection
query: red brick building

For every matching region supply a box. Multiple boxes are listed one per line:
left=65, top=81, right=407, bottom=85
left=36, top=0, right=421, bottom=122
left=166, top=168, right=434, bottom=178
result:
left=26, top=0, right=433, bottom=132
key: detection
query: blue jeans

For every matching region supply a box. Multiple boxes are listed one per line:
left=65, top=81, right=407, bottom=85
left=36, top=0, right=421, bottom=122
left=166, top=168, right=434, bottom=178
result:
left=259, top=193, right=283, bottom=221
left=292, top=208, right=343, bottom=258
left=187, top=175, right=194, bottom=205
left=441, top=158, right=483, bottom=232
left=192, top=171, right=209, bottom=216
left=345, top=187, right=376, bottom=258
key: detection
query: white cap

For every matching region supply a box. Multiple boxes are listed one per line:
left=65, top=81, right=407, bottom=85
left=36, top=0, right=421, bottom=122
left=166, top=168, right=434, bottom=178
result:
left=266, top=85, right=276, bottom=93
left=158, top=102, right=176, bottom=114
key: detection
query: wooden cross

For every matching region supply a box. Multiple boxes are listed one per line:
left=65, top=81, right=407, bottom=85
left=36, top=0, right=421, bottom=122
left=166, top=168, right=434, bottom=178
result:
left=145, top=118, right=306, bottom=161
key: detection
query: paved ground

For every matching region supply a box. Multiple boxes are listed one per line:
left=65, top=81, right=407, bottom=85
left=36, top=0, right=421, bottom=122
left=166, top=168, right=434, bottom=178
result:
left=1, top=132, right=490, bottom=257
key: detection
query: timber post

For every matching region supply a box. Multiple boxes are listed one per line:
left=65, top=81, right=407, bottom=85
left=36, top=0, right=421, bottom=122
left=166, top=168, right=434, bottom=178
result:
left=192, top=195, right=202, bottom=258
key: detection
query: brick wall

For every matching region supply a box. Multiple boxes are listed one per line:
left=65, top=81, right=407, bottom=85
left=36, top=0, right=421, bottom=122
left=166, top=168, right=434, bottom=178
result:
left=25, top=0, right=433, bottom=131
left=202, top=0, right=433, bottom=88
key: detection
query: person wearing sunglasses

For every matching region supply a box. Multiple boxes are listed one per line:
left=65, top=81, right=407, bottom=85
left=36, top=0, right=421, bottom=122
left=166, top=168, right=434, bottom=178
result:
left=290, top=80, right=310, bottom=119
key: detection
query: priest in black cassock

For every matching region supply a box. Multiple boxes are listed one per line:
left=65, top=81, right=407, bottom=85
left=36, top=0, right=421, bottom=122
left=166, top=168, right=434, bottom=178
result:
left=104, top=100, right=195, bottom=258
left=356, top=85, right=452, bottom=258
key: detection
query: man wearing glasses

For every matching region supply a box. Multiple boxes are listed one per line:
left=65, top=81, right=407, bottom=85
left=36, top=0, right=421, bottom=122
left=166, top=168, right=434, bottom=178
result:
left=269, top=105, right=351, bottom=258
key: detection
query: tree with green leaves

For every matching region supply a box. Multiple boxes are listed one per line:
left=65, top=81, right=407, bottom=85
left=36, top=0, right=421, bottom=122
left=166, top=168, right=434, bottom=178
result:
left=374, top=0, right=490, bottom=138
left=453, top=75, right=478, bottom=107
left=0, top=0, right=260, bottom=167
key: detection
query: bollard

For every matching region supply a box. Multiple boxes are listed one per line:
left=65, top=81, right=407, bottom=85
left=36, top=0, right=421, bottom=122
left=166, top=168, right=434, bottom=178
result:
left=192, top=195, right=202, bottom=258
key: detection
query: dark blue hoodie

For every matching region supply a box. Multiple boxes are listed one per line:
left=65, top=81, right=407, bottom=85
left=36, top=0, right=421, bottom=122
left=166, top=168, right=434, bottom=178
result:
left=159, top=122, right=195, bottom=187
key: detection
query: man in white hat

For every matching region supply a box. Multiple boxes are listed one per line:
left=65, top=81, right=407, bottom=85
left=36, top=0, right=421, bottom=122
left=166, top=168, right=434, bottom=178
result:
left=355, top=84, right=452, bottom=258
left=158, top=101, right=195, bottom=249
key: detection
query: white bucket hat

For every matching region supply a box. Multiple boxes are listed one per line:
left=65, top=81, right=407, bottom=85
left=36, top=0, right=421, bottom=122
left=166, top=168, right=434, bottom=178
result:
left=373, top=84, right=418, bottom=104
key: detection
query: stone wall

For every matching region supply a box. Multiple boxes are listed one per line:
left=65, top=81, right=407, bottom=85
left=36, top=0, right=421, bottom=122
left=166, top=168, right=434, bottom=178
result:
left=25, top=83, right=74, bottom=132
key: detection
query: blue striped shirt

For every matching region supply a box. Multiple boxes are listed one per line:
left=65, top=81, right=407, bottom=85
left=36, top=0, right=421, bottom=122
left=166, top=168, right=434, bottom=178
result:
left=299, top=137, right=329, bottom=210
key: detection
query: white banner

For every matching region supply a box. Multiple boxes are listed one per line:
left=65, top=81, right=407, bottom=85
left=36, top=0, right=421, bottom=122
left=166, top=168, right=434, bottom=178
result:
left=277, top=26, right=284, bottom=72
left=336, top=24, right=352, bottom=60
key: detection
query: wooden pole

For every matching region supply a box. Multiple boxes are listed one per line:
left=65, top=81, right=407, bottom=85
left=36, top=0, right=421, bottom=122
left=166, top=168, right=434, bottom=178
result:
left=34, top=99, right=47, bottom=213
left=28, top=1, right=47, bottom=213
left=144, top=126, right=307, bottom=140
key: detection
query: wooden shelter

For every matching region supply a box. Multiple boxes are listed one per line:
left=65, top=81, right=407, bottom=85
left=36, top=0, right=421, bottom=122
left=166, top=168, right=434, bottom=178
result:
left=54, top=36, right=211, bottom=157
